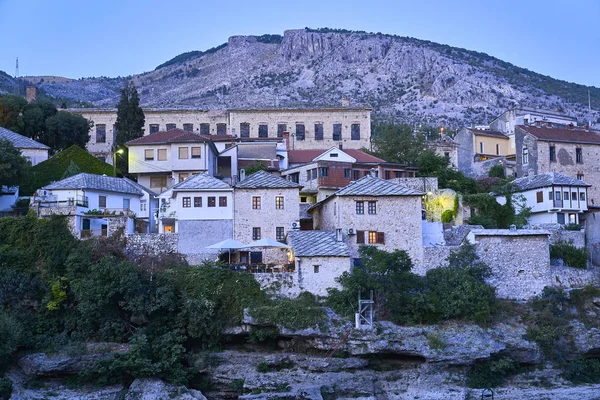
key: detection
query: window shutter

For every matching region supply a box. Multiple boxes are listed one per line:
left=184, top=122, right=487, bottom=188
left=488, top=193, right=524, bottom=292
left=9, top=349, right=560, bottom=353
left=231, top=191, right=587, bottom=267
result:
left=536, top=191, right=543, bottom=203
left=356, top=230, right=365, bottom=244
left=377, top=232, right=385, bottom=244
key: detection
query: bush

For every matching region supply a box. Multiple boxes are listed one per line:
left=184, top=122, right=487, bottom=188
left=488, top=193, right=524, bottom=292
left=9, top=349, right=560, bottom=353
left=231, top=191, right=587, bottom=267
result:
left=248, top=292, right=325, bottom=330
left=441, top=209, right=454, bottom=223
left=0, top=312, right=22, bottom=369
left=466, top=356, right=521, bottom=388
left=488, top=165, right=505, bottom=178
left=550, top=240, right=587, bottom=268
left=564, top=223, right=583, bottom=231
left=0, top=376, right=12, bottom=400
left=562, top=358, right=600, bottom=384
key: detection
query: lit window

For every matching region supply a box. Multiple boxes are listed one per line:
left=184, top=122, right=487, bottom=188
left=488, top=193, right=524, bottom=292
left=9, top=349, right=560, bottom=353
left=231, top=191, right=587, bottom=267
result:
left=182, top=197, right=191, bottom=208
left=275, top=196, right=284, bottom=210
left=368, top=231, right=378, bottom=244
left=252, top=196, right=261, bottom=210
left=356, top=201, right=364, bottom=215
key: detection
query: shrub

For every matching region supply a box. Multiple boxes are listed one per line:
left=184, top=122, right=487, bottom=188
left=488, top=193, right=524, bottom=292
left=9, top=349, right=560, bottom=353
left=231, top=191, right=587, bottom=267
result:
left=248, top=292, right=325, bottom=330
left=0, top=377, right=12, bottom=400
left=441, top=209, right=454, bottom=223
left=550, top=240, right=587, bottom=268
left=564, top=223, right=583, bottom=231
left=488, top=165, right=505, bottom=178
left=562, top=358, right=600, bottom=384
left=0, top=312, right=22, bottom=369
left=466, top=356, right=521, bottom=388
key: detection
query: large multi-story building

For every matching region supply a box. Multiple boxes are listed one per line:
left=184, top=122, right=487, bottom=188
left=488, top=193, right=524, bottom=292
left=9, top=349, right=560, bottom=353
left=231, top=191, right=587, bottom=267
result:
left=70, top=107, right=372, bottom=162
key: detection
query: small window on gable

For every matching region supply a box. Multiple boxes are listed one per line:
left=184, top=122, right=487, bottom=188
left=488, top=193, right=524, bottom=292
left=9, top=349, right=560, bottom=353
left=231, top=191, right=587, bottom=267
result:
left=536, top=191, right=543, bottom=203
left=330, top=153, right=338, bottom=158
left=313, top=265, right=320, bottom=273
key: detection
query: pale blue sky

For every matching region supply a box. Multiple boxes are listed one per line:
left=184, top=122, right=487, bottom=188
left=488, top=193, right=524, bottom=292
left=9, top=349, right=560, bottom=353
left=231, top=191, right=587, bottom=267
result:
left=0, top=0, right=598, bottom=86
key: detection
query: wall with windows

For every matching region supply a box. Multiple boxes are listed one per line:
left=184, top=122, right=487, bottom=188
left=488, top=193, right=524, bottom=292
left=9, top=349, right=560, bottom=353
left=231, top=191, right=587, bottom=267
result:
left=472, top=134, right=510, bottom=157
left=312, top=195, right=423, bottom=265
left=160, top=189, right=233, bottom=221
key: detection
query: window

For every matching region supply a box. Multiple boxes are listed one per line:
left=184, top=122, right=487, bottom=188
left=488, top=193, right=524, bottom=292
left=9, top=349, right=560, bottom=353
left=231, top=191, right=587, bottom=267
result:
left=150, top=176, right=167, bottom=188
left=99, top=195, right=107, bottom=208
left=289, top=173, right=299, bottom=183
left=252, top=227, right=261, bottom=240
left=344, top=169, right=351, bottom=179
left=182, top=197, right=191, bottom=208
left=144, top=149, right=154, bottom=161
left=149, top=124, right=159, bottom=134
left=555, top=191, right=561, bottom=201
left=217, top=123, right=227, bottom=135
left=522, top=147, right=529, bottom=164
left=577, top=173, right=584, bottom=180
left=240, top=123, right=250, bottom=138
left=536, top=191, right=543, bottom=203
left=277, top=124, right=286, bottom=138
left=194, top=197, right=202, bottom=207
left=313, top=265, right=320, bottom=273
left=312, top=169, right=317, bottom=180
left=576, top=148, right=583, bottom=163
left=252, top=196, right=261, bottom=210
left=351, top=124, right=360, bottom=140
left=368, top=231, right=385, bottom=244
left=113, top=124, right=118, bottom=142
left=368, top=201, right=377, bottom=214
left=97, top=156, right=106, bottom=163
left=157, top=149, right=167, bottom=161
left=178, top=147, right=188, bottom=159
left=356, top=201, right=364, bottom=215
left=581, top=192, right=586, bottom=201
left=183, top=123, right=193, bottom=132
left=179, top=173, right=189, bottom=183
left=275, top=196, right=284, bottom=210
left=572, top=192, right=577, bottom=201
left=550, top=146, right=556, bottom=162
left=444, top=151, right=450, bottom=158
left=296, top=124, right=305, bottom=140
left=356, top=230, right=365, bottom=244
left=395, top=171, right=402, bottom=178
left=166, top=124, right=176, bottom=131
left=385, top=171, right=390, bottom=180
left=319, top=167, right=329, bottom=177
left=208, top=197, right=216, bottom=207
left=330, top=153, right=338, bottom=158
left=96, top=124, right=106, bottom=143
left=276, top=227, right=285, bottom=242
left=557, top=213, right=565, bottom=225
left=353, top=170, right=360, bottom=180
left=480, top=142, right=484, bottom=154
left=258, top=124, right=268, bottom=138
left=191, top=147, right=201, bottom=159
left=219, top=196, right=227, bottom=207
left=200, top=123, right=210, bottom=135
left=549, top=191, right=553, bottom=200
left=140, top=200, right=147, bottom=212
left=333, top=123, right=342, bottom=140
left=496, top=144, right=500, bottom=155
left=564, top=191, right=569, bottom=200
left=315, top=124, right=324, bottom=140
left=123, top=198, right=131, bottom=210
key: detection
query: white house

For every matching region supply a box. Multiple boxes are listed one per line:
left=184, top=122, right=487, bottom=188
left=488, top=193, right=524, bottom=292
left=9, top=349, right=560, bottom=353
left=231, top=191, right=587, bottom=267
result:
left=0, top=126, right=49, bottom=166
left=32, top=173, right=145, bottom=238
left=496, top=172, right=590, bottom=225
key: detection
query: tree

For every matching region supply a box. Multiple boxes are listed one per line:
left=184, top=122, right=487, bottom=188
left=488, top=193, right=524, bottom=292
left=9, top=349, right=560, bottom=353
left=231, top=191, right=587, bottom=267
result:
left=115, top=81, right=145, bottom=146
left=0, top=95, right=27, bottom=133
left=0, top=139, right=30, bottom=188
left=370, top=122, right=425, bottom=166
left=44, top=112, right=92, bottom=153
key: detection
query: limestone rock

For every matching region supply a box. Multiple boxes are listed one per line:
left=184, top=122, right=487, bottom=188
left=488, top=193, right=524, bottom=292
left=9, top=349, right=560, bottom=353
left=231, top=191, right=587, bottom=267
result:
left=125, top=378, right=206, bottom=400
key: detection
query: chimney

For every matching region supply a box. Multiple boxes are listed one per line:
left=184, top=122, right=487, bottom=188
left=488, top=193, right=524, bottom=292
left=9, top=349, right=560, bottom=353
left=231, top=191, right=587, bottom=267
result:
left=338, top=143, right=343, bottom=150
left=546, top=122, right=552, bottom=128
left=341, top=97, right=349, bottom=107
left=26, top=86, right=37, bottom=103
left=528, top=169, right=534, bottom=182
left=509, top=224, right=516, bottom=231
left=535, top=120, right=541, bottom=128
left=282, top=131, right=290, bottom=150
left=568, top=123, right=574, bottom=130
left=336, top=228, right=343, bottom=242
left=584, top=124, right=589, bottom=131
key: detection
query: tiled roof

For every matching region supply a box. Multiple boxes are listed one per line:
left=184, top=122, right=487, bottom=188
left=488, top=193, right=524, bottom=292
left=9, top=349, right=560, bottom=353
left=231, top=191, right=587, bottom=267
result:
left=235, top=170, right=300, bottom=189
left=126, top=129, right=234, bottom=145
left=0, top=126, right=49, bottom=149
left=42, top=173, right=144, bottom=196
left=288, top=149, right=385, bottom=164
left=172, top=173, right=231, bottom=190
left=287, top=230, right=349, bottom=257
left=517, top=125, right=600, bottom=144
left=467, top=128, right=509, bottom=139
left=470, top=229, right=550, bottom=237
left=509, top=172, right=590, bottom=192
left=335, top=175, right=424, bottom=196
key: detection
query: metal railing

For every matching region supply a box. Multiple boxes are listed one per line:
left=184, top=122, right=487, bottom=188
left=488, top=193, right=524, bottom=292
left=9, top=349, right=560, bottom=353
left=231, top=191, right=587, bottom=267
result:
left=227, top=263, right=295, bottom=273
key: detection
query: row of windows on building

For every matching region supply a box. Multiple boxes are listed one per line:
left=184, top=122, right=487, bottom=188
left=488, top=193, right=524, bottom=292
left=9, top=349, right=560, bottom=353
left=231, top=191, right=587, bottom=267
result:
left=150, top=123, right=227, bottom=135
left=356, top=201, right=378, bottom=215
left=356, top=230, right=385, bottom=244
left=536, top=190, right=586, bottom=203
left=252, top=226, right=286, bottom=242
left=548, top=146, right=583, bottom=164
left=252, top=196, right=285, bottom=210
left=97, top=195, right=130, bottom=210
left=182, top=196, right=227, bottom=208
left=479, top=142, right=503, bottom=155
left=144, top=147, right=202, bottom=161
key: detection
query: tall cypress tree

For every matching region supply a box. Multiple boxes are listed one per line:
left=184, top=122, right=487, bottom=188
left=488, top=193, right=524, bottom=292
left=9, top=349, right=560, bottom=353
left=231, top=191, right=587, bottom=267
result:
left=114, top=81, right=145, bottom=146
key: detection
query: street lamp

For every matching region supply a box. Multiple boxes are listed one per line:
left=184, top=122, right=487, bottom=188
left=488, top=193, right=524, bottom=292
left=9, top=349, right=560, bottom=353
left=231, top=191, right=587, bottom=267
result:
left=113, top=148, right=124, bottom=177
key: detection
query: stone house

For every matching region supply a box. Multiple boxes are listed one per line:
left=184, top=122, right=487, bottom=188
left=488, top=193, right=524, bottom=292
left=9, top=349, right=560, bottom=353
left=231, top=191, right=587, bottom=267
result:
left=281, top=147, right=417, bottom=204
left=514, top=124, right=600, bottom=205
left=157, top=173, right=234, bottom=264
left=496, top=172, right=590, bottom=225
left=0, top=126, right=49, bottom=166
left=30, top=173, right=147, bottom=238
left=234, top=171, right=301, bottom=264
left=455, top=127, right=512, bottom=176
left=286, top=230, right=352, bottom=296
left=427, top=135, right=458, bottom=170
left=309, top=175, right=425, bottom=266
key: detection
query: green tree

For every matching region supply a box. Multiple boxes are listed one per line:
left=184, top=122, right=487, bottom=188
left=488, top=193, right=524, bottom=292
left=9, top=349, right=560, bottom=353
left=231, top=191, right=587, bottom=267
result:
left=44, top=112, right=92, bottom=153
left=0, top=95, right=26, bottom=133
left=0, top=139, right=30, bottom=188
left=115, top=81, right=145, bottom=146
left=22, top=100, right=57, bottom=142
left=370, top=122, right=425, bottom=166
left=243, top=161, right=267, bottom=176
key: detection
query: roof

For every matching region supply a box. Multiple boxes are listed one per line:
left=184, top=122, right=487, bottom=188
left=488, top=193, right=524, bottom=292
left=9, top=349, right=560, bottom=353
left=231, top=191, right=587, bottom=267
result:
left=123, top=177, right=158, bottom=197
left=517, top=125, right=600, bottom=144
left=470, top=229, right=550, bottom=237
left=509, top=172, right=591, bottom=192
left=0, top=126, right=49, bottom=150
left=335, top=175, right=424, bottom=196
left=288, top=149, right=385, bottom=164
left=171, top=173, right=231, bottom=191
left=42, top=173, right=144, bottom=196
left=287, top=230, right=349, bottom=257
left=235, top=170, right=301, bottom=189
left=467, top=128, right=509, bottom=139
left=126, top=129, right=234, bottom=145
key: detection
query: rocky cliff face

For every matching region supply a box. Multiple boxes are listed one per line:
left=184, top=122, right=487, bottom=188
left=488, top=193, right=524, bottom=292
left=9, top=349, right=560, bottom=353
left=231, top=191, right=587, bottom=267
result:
left=15, top=29, right=599, bottom=127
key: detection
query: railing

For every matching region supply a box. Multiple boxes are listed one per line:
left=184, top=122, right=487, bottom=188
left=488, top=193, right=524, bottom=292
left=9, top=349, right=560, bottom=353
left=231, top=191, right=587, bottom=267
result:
left=228, top=263, right=295, bottom=274
left=553, top=199, right=563, bottom=208
left=36, top=198, right=89, bottom=208
left=80, top=229, right=108, bottom=239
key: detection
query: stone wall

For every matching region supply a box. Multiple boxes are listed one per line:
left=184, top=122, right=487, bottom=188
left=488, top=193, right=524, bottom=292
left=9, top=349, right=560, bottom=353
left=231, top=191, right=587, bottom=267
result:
left=418, top=245, right=458, bottom=275
left=551, top=265, right=599, bottom=290
left=296, top=256, right=352, bottom=296
left=548, top=228, right=586, bottom=249
left=126, top=233, right=179, bottom=257
left=389, top=177, right=438, bottom=193
left=177, top=219, right=233, bottom=265
left=252, top=272, right=299, bottom=298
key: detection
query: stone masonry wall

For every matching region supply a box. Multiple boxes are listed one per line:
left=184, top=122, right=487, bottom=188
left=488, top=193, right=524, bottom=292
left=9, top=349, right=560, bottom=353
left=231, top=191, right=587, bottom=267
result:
left=126, top=233, right=178, bottom=257
left=296, top=256, right=352, bottom=296
left=177, top=219, right=233, bottom=265
left=418, top=245, right=458, bottom=275
left=252, top=272, right=299, bottom=298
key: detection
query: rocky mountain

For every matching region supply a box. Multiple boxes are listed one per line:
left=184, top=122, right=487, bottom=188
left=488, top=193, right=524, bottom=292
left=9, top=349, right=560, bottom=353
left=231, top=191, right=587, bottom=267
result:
left=6, top=28, right=600, bottom=127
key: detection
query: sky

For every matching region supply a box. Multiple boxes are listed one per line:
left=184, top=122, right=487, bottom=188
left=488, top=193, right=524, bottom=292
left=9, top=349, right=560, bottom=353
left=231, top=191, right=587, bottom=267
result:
left=0, top=0, right=599, bottom=87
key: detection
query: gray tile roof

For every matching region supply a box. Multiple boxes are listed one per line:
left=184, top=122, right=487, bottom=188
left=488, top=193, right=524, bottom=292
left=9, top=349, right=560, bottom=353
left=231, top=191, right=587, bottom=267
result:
left=510, top=172, right=591, bottom=192
left=287, top=230, right=350, bottom=257
left=172, top=173, right=231, bottom=190
left=335, top=175, right=424, bottom=196
left=0, top=126, right=49, bottom=149
left=235, top=170, right=301, bottom=189
left=470, top=229, right=550, bottom=237
left=42, top=173, right=144, bottom=196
